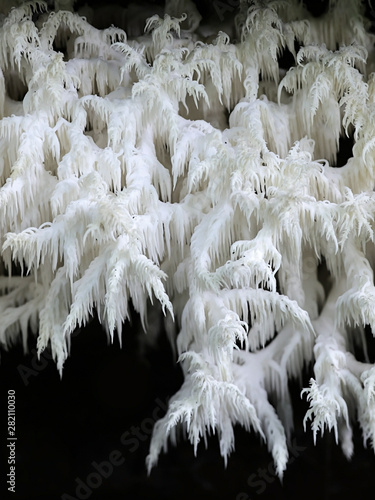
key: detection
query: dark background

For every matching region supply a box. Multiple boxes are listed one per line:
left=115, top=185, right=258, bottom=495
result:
left=1, top=316, right=375, bottom=500
left=1, top=0, right=375, bottom=499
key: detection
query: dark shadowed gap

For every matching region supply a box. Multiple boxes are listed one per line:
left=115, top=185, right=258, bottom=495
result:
left=352, top=324, right=375, bottom=364
left=52, top=40, right=69, bottom=62
left=278, top=41, right=301, bottom=73
left=4, top=71, right=28, bottom=102
left=303, top=0, right=329, bottom=17
left=333, top=134, right=354, bottom=168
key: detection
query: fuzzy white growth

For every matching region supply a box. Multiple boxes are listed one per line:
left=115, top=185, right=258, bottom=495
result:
left=1, top=0, right=375, bottom=479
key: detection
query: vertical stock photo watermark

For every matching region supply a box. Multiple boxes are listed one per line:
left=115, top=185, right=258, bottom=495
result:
left=4, top=389, right=17, bottom=494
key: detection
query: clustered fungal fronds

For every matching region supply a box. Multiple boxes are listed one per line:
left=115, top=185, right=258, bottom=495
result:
left=0, top=0, right=375, bottom=478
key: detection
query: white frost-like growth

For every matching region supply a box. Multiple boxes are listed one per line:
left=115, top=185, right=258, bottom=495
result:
left=1, top=0, right=375, bottom=477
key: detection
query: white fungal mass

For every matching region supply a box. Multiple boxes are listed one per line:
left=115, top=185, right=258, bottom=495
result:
left=0, top=0, right=375, bottom=477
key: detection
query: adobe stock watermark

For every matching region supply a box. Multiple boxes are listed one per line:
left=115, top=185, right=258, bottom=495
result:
left=60, top=397, right=168, bottom=499
left=17, top=347, right=55, bottom=386
left=61, top=450, right=125, bottom=500
left=119, top=397, right=168, bottom=452
left=235, top=438, right=307, bottom=499
left=17, top=328, right=81, bottom=386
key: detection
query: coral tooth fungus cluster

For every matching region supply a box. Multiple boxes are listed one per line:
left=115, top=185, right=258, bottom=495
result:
left=1, top=0, right=375, bottom=477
